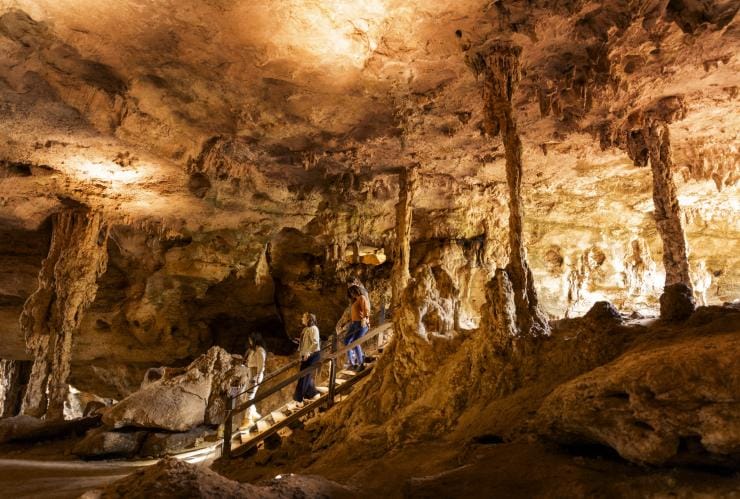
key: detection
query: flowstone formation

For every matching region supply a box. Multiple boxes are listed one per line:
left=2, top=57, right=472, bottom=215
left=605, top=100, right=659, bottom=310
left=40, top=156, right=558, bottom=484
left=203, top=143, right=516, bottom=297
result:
left=20, top=208, right=109, bottom=420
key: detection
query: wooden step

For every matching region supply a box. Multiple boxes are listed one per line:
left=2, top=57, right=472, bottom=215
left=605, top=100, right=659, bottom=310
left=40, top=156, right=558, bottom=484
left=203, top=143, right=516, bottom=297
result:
left=256, top=420, right=270, bottom=432
left=271, top=410, right=287, bottom=423
left=316, top=386, right=329, bottom=393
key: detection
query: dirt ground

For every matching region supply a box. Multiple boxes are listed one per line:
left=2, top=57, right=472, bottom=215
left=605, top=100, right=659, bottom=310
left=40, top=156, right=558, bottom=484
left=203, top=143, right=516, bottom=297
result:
left=217, top=438, right=740, bottom=498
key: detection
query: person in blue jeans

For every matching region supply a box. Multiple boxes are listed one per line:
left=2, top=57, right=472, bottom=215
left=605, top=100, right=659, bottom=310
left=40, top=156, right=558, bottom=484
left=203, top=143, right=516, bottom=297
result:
left=344, top=285, right=370, bottom=370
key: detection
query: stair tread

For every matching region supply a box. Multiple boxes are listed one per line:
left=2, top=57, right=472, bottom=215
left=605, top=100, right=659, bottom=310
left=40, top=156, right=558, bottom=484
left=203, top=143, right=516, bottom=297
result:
left=270, top=411, right=287, bottom=422
left=256, top=420, right=270, bottom=432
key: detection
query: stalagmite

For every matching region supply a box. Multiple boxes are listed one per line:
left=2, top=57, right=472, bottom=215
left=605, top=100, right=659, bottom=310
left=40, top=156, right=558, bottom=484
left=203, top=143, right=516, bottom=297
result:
left=391, top=166, right=419, bottom=310
left=465, top=39, right=549, bottom=337
left=20, top=208, right=109, bottom=420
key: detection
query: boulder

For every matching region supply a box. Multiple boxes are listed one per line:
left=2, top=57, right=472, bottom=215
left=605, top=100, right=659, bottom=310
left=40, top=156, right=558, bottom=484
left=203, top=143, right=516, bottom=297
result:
left=102, top=380, right=210, bottom=432
left=73, top=427, right=148, bottom=459
left=139, top=426, right=217, bottom=458
left=101, top=346, right=241, bottom=432
left=583, top=301, right=622, bottom=324
left=660, top=283, right=695, bottom=321
left=537, top=332, right=740, bottom=466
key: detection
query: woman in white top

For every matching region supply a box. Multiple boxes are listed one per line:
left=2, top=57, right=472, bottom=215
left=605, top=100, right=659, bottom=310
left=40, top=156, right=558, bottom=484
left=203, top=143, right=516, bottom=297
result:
left=243, top=334, right=267, bottom=424
left=293, top=312, right=321, bottom=405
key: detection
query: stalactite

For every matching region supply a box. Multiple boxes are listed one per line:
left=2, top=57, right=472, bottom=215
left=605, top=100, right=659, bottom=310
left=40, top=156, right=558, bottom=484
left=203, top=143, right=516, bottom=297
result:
left=465, top=39, right=549, bottom=337
left=20, top=208, right=109, bottom=420
left=391, top=166, right=419, bottom=310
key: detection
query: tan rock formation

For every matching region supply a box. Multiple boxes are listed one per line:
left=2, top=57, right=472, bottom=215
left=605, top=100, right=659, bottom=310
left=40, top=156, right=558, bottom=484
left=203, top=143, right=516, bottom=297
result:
left=465, top=39, right=549, bottom=337
left=20, top=208, right=109, bottom=420
left=0, top=359, right=30, bottom=417
left=538, top=328, right=740, bottom=466
left=391, top=166, right=418, bottom=310
left=102, top=346, right=242, bottom=431
left=622, top=97, right=695, bottom=317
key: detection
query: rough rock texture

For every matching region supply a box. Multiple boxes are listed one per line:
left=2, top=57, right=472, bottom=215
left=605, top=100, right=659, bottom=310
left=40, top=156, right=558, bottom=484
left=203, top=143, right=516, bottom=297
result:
left=0, top=0, right=736, bottom=457
left=73, top=427, right=147, bottom=459
left=84, top=457, right=353, bottom=499
left=538, top=313, right=740, bottom=466
left=0, top=359, right=30, bottom=417
left=20, top=207, right=109, bottom=420
left=465, top=39, right=549, bottom=338
left=390, top=166, right=418, bottom=309
left=660, top=283, right=696, bottom=322
left=139, top=426, right=216, bottom=458
left=219, top=304, right=740, bottom=498
left=0, top=414, right=100, bottom=443
left=621, top=96, right=695, bottom=320
left=102, top=346, right=239, bottom=431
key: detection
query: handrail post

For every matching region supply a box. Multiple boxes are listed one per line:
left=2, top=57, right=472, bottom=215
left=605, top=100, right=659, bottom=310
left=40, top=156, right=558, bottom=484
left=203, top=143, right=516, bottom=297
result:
left=327, top=333, right=338, bottom=407
left=221, top=391, right=236, bottom=459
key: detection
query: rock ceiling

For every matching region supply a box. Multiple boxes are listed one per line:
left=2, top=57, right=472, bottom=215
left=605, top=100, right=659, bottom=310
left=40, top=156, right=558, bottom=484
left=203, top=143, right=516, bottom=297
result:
left=0, top=1, right=738, bottom=391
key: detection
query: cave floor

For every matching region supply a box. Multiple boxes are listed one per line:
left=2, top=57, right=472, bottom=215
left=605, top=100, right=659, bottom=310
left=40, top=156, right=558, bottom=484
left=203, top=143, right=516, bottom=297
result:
left=219, top=439, right=740, bottom=498
left=0, top=457, right=147, bottom=499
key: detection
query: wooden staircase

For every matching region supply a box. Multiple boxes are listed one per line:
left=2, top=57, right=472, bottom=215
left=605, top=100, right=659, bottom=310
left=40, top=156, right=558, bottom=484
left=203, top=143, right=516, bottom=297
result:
left=222, top=323, right=392, bottom=459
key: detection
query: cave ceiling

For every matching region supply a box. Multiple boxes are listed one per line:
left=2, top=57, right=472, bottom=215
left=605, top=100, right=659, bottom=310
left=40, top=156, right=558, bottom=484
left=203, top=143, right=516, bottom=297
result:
left=0, top=1, right=736, bottom=304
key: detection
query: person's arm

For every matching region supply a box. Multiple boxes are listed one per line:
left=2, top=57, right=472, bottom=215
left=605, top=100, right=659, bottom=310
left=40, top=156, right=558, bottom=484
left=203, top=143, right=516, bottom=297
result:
left=310, top=326, right=320, bottom=354
left=360, top=295, right=370, bottom=326
left=256, top=347, right=266, bottom=375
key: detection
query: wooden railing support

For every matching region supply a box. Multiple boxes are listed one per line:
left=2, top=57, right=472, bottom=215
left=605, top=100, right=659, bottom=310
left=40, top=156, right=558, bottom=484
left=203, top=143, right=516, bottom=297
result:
left=327, top=333, right=338, bottom=407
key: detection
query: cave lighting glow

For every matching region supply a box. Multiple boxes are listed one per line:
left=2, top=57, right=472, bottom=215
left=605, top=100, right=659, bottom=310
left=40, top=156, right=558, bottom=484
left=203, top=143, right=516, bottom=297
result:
left=281, top=0, right=387, bottom=67
left=74, top=160, right=143, bottom=184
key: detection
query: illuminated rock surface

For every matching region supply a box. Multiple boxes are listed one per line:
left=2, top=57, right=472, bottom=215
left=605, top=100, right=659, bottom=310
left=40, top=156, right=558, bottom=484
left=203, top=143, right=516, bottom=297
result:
left=0, top=0, right=738, bottom=497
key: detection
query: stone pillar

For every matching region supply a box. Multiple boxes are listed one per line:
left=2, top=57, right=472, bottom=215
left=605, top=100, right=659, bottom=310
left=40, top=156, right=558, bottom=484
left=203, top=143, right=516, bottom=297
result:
left=645, top=124, right=692, bottom=289
left=21, top=208, right=109, bottom=420
left=465, top=40, right=549, bottom=337
left=622, top=96, right=694, bottom=319
left=0, top=359, right=32, bottom=418
left=391, top=166, right=419, bottom=310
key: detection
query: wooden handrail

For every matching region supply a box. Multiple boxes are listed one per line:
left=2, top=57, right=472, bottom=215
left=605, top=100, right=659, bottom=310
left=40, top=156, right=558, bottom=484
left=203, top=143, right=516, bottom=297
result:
left=230, top=325, right=385, bottom=414
left=222, top=323, right=389, bottom=458
left=230, top=340, right=336, bottom=399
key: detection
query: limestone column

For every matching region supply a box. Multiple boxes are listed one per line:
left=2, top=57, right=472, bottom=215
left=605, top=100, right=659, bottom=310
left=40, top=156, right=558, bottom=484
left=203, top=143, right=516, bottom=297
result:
left=21, top=208, right=109, bottom=420
left=465, top=40, right=549, bottom=336
left=622, top=96, right=694, bottom=318
left=391, top=166, right=419, bottom=310
left=644, top=124, right=692, bottom=289
left=0, top=359, right=32, bottom=418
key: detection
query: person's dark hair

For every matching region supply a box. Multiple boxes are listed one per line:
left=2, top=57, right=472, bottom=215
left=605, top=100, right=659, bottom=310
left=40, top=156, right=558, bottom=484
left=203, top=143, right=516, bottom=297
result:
left=304, top=313, right=317, bottom=327
left=346, top=276, right=362, bottom=287
left=348, top=285, right=362, bottom=299
left=246, top=332, right=266, bottom=351
left=252, top=333, right=266, bottom=350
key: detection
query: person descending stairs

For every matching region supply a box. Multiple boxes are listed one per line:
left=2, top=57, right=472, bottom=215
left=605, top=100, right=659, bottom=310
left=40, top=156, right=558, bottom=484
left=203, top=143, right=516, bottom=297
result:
left=223, top=321, right=393, bottom=459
